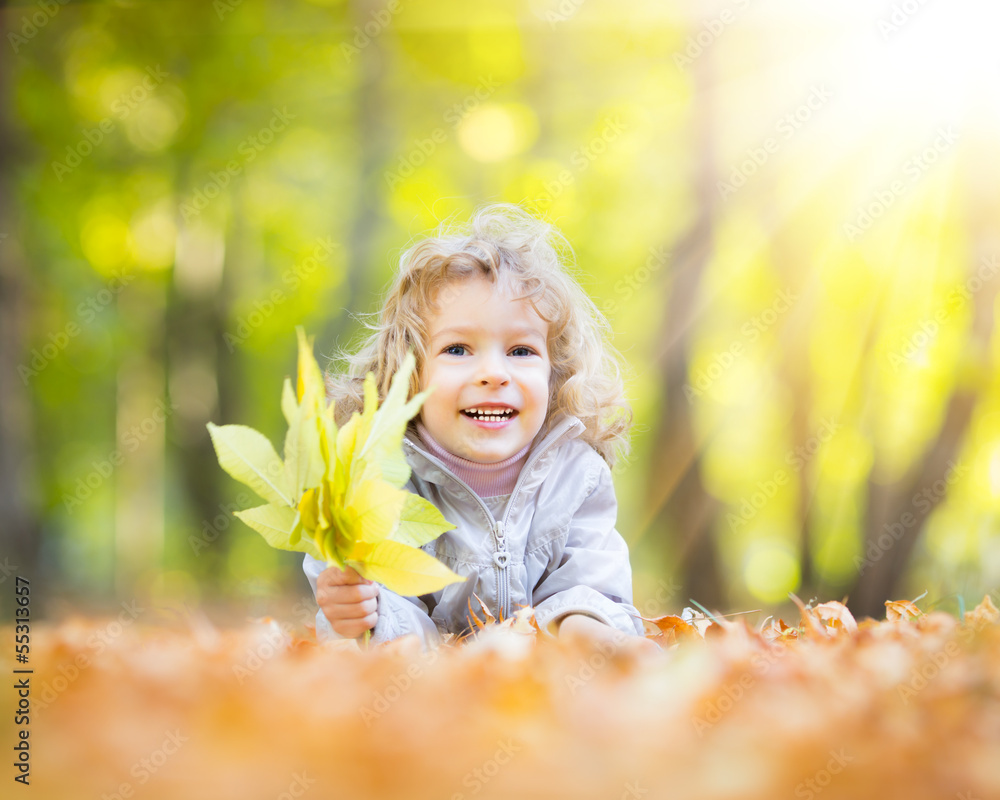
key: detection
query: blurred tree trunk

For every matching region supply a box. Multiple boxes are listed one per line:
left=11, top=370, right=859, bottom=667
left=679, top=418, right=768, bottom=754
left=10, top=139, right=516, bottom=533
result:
left=324, top=0, right=387, bottom=359
left=0, top=32, right=42, bottom=604
left=764, top=171, right=817, bottom=596
left=646, top=49, right=723, bottom=610
left=849, top=248, right=999, bottom=619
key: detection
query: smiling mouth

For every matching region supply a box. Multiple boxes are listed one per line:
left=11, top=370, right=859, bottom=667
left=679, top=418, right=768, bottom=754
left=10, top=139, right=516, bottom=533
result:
left=461, top=407, right=517, bottom=422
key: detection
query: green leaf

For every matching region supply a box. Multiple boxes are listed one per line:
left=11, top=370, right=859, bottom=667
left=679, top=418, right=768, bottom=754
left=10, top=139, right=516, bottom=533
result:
left=347, top=539, right=465, bottom=597
left=235, top=504, right=323, bottom=562
left=206, top=423, right=293, bottom=507
left=392, top=493, right=455, bottom=548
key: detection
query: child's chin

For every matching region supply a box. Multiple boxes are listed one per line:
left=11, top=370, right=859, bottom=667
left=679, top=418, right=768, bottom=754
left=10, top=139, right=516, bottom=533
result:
left=465, top=444, right=517, bottom=464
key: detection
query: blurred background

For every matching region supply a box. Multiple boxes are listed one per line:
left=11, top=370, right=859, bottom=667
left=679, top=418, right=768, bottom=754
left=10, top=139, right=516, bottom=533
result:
left=2, top=0, right=999, bottom=625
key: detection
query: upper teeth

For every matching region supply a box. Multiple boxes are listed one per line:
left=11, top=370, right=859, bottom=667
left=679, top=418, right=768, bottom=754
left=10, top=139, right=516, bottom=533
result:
left=466, top=408, right=513, bottom=421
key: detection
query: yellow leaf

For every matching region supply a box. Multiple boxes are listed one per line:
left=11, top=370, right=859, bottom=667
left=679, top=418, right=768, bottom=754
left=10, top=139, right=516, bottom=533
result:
left=392, top=493, right=455, bottom=547
left=235, top=504, right=323, bottom=562
left=335, top=411, right=362, bottom=492
left=206, top=423, right=293, bottom=507
left=298, top=488, right=319, bottom=532
left=295, top=326, right=325, bottom=406
left=283, top=389, right=325, bottom=499
left=281, top=377, right=297, bottom=425
left=358, top=352, right=430, bottom=487
left=347, top=479, right=409, bottom=545
left=347, top=540, right=465, bottom=597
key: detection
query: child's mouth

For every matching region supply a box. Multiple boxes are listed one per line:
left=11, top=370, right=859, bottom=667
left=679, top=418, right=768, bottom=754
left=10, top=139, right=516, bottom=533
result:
left=461, top=407, right=517, bottom=423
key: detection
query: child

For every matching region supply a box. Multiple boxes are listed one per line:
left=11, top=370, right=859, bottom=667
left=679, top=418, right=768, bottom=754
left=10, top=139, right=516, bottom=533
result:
left=303, top=204, right=651, bottom=651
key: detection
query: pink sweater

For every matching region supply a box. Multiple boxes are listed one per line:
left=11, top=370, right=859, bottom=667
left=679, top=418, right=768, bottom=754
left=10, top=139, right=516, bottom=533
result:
left=415, top=422, right=529, bottom=498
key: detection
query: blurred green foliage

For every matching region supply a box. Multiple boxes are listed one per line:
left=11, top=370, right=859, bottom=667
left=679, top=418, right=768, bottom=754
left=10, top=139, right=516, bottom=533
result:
left=3, top=0, right=999, bottom=620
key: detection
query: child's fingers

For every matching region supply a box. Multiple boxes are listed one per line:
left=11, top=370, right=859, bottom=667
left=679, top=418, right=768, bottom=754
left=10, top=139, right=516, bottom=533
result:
left=319, top=565, right=373, bottom=587
left=327, top=597, right=378, bottom=620
left=318, top=582, right=378, bottom=607
left=330, top=614, right=378, bottom=639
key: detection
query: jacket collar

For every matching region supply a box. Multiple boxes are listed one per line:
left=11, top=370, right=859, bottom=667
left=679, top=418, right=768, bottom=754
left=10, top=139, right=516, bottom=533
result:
left=402, top=414, right=585, bottom=489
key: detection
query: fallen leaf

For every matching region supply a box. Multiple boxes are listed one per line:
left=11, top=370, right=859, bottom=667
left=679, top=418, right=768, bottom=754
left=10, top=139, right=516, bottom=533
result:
left=885, top=599, right=922, bottom=622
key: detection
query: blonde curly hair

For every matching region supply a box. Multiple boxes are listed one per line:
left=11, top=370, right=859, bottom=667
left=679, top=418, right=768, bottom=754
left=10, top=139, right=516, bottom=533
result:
left=326, top=204, right=632, bottom=466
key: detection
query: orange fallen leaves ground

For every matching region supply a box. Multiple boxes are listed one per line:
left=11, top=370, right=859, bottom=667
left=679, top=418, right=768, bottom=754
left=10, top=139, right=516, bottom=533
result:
left=5, top=596, right=1000, bottom=800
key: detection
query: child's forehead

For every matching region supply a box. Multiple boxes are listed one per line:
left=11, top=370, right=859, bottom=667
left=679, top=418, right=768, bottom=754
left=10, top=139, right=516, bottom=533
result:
left=425, top=277, right=548, bottom=333
left=428, top=274, right=529, bottom=311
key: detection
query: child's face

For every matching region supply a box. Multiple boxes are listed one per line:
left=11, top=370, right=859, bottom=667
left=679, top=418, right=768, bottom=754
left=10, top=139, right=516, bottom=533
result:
left=419, top=276, right=551, bottom=464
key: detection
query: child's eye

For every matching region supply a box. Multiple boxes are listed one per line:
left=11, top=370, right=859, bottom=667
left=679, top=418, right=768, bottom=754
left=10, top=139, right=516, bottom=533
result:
left=443, top=344, right=467, bottom=356
left=510, top=346, right=536, bottom=357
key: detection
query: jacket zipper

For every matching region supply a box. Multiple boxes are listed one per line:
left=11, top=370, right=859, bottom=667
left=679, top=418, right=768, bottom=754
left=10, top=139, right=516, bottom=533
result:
left=404, top=418, right=580, bottom=622
left=496, top=443, right=559, bottom=619
left=492, top=519, right=506, bottom=618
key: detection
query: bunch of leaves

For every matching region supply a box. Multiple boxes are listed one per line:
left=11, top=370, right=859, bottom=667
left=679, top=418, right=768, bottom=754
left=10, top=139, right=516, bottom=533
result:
left=206, top=328, right=465, bottom=597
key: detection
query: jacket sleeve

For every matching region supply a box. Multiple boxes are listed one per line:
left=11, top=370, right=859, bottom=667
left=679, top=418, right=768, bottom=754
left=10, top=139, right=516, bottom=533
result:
left=530, top=461, right=644, bottom=637
left=302, top=553, right=441, bottom=648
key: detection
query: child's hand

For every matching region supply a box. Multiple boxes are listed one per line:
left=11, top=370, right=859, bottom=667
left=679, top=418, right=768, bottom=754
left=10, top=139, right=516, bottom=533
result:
left=316, top=565, right=380, bottom=639
left=557, top=613, right=660, bottom=656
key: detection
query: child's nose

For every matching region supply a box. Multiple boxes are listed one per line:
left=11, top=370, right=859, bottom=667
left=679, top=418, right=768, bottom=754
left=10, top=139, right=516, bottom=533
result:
left=476, top=352, right=510, bottom=386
